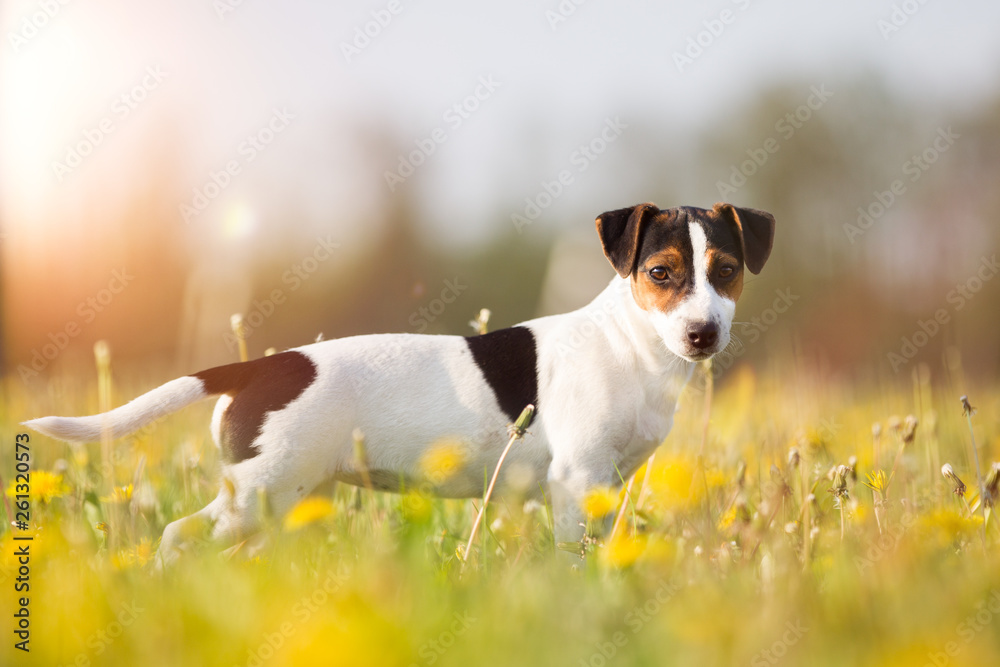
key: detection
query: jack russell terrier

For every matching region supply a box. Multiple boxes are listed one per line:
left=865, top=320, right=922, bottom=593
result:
left=25, top=202, right=775, bottom=563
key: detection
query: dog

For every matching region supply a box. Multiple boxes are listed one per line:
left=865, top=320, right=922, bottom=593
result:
left=25, top=202, right=774, bottom=564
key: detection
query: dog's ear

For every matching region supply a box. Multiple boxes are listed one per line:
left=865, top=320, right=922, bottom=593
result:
left=713, top=203, right=775, bottom=275
left=595, top=203, right=659, bottom=278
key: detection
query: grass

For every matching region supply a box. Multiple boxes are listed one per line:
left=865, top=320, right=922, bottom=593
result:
left=2, top=353, right=999, bottom=667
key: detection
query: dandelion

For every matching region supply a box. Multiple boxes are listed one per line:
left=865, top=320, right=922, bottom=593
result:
left=943, top=463, right=977, bottom=523
left=283, top=496, right=336, bottom=531
left=787, top=447, right=800, bottom=469
left=71, top=444, right=89, bottom=469
left=829, top=465, right=850, bottom=540
left=901, top=415, right=918, bottom=446
left=864, top=469, right=890, bottom=495
left=111, top=538, right=154, bottom=570
left=462, top=404, right=534, bottom=567
left=918, top=509, right=981, bottom=548
left=941, top=463, right=966, bottom=497
left=982, top=463, right=1000, bottom=509
left=400, top=491, right=432, bottom=524
left=959, top=394, right=988, bottom=551
left=851, top=502, right=868, bottom=524
left=601, top=534, right=646, bottom=568
left=646, top=457, right=705, bottom=510
left=469, top=308, right=491, bottom=335
left=581, top=487, right=619, bottom=520
left=829, top=465, right=849, bottom=498
left=419, top=439, right=467, bottom=485
left=100, top=484, right=133, bottom=504
left=798, top=427, right=830, bottom=454
left=718, top=504, right=738, bottom=530
left=960, top=395, right=976, bottom=417
left=6, top=471, right=68, bottom=504
left=865, top=469, right=890, bottom=534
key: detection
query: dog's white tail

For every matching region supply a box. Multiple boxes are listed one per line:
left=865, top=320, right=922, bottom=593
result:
left=22, top=376, right=208, bottom=443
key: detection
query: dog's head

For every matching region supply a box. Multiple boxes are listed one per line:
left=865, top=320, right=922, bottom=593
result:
left=596, top=202, right=775, bottom=362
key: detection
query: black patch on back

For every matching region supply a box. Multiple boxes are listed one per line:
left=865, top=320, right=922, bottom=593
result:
left=464, top=326, right=539, bottom=421
left=194, top=351, right=317, bottom=463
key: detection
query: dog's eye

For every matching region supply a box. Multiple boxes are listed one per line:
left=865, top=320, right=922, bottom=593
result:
left=648, top=267, right=669, bottom=282
left=719, top=266, right=735, bottom=279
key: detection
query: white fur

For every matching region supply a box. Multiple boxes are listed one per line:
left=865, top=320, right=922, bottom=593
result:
left=23, top=377, right=206, bottom=442
left=651, top=222, right=735, bottom=361
left=210, top=394, right=233, bottom=448
left=25, top=247, right=734, bottom=563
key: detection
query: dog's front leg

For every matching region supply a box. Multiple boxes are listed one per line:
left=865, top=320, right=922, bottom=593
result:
left=547, top=468, right=605, bottom=563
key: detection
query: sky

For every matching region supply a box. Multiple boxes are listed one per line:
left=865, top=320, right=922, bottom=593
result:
left=3, top=0, right=1000, bottom=251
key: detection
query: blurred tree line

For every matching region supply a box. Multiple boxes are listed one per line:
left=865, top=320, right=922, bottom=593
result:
left=3, top=76, right=998, bottom=385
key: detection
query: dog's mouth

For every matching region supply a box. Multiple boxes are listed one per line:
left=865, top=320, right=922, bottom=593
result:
left=651, top=314, right=731, bottom=363
left=670, top=334, right=731, bottom=363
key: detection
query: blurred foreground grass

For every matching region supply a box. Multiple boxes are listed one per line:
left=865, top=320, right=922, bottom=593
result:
left=2, top=355, right=999, bottom=667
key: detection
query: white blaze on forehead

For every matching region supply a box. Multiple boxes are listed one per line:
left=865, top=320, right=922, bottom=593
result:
left=678, top=221, right=735, bottom=326
left=645, top=219, right=736, bottom=361
left=688, top=222, right=712, bottom=303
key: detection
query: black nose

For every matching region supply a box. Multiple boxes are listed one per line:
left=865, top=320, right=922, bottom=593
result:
left=687, top=322, right=718, bottom=350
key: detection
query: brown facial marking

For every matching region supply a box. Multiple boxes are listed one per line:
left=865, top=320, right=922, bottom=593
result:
left=706, top=248, right=744, bottom=301
left=630, top=246, right=692, bottom=315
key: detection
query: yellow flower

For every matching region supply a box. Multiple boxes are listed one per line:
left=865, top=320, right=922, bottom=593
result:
left=5, top=470, right=69, bottom=504
left=704, top=469, right=728, bottom=491
left=718, top=504, right=739, bottom=530
left=283, top=596, right=412, bottom=667
left=419, top=439, right=467, bottom=484
left=581, top=486, right=619, bottom=519
left=72, top=446, right=89, bottom=469
left=400, top=491, right=432, bottom=523
left=111, top=538, right=154, bottom=570
left=646, top=457, right=703, bottom=512
left=283, top=496, right=336, bottom=531
left=602, top=534, right=646, bottom=568
left=917, top=509, right=980, bottom=547
left=864, top=469, right=890, bottom=495
left=868, top=641, right=948, bottom=667
left=100, top=484, right=133, bottom=504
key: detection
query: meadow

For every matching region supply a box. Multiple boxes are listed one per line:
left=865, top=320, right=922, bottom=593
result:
left=2, top=342, right=999, bottom=667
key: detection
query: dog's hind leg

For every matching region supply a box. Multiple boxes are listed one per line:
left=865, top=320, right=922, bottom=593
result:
left=156, top=494, right=227, bottom=569
left=155, top=482, right=271, bottom=568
